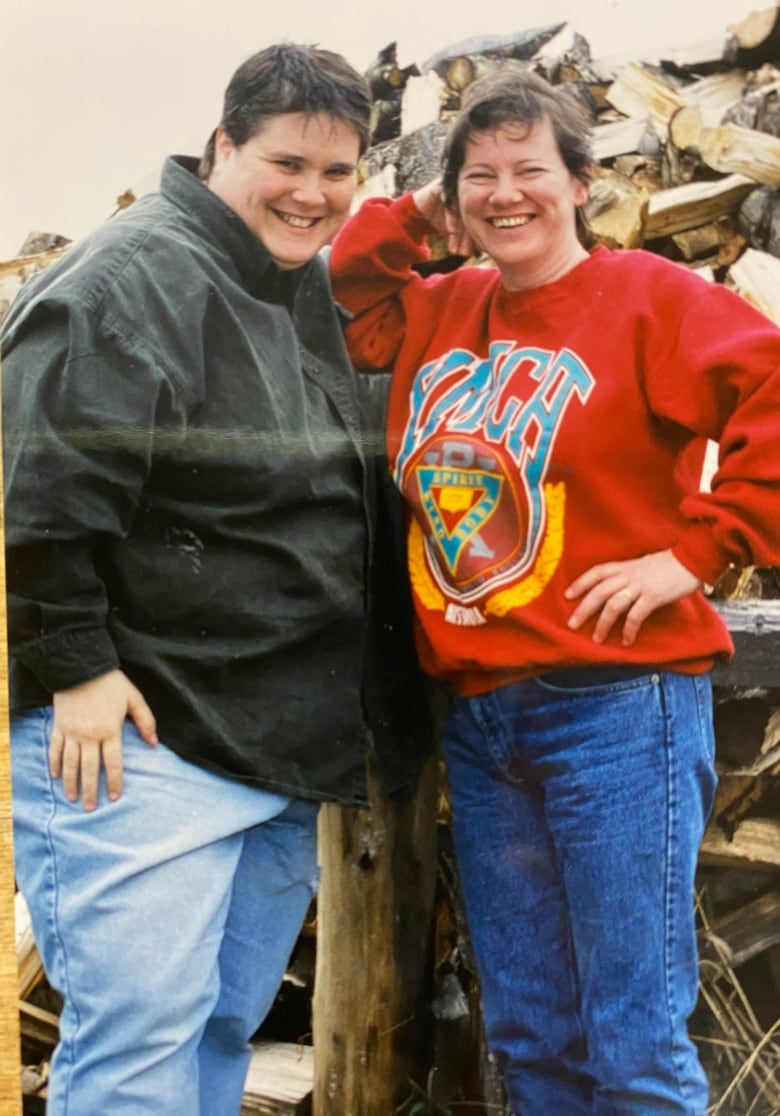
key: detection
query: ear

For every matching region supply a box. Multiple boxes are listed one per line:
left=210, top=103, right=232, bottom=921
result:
left=213, top=125, right=236, bottom=168
left=573, top=168, right=592, bottom=208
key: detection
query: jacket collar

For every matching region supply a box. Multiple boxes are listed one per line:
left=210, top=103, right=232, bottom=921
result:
left=161, top=155, right=306, bottom=306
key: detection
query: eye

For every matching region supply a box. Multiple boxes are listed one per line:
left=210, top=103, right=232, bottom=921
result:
left=325, top=165, right=356, bottom=181
left=462, top=170, right=493, bottom=182
left=273, top=159, right=301, bottom=172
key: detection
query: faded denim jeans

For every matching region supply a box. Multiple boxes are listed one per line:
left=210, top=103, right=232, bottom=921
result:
left=444, top=667, right=716, bottom=1115
left=12, top=708, right=319, bottom=1116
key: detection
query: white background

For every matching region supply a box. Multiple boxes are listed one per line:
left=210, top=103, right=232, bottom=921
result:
left=0, top=0, right=765, bottom=257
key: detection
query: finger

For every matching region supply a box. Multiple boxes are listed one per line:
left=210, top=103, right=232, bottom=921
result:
left=621, top=598, right=652, bottom=647
left=48, top=728, right=65, bottom=778
left=565, top=563, right=621, bottom=601
left=59, top=737, right=82, bottom=803
left=101, top=735, right=124, bottom=803
left=591, top=588, right=635, bottom=644
left=126, top=688, right=158, bottom=746
left=79, top=740, right=102, bottom=813
left=567, top=579, right=629, bottom=632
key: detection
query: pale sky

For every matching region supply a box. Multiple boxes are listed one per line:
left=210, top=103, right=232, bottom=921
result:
left=0, top=0, right=765, bottom=258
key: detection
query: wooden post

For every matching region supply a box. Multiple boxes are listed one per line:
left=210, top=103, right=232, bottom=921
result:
left=313, top=753, right=438, bottom=1114
left=0, top=398, right=22, bottom=1113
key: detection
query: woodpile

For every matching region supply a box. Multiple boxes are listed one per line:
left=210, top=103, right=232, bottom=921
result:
left=357, top=8, right=780, bottom=310
left=5, top=8, right=780, bottom=1113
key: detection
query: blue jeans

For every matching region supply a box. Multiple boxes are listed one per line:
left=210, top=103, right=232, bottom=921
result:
left=11, top=708, right=319, bottom=1116
left=443, top=668, right=716, bottom=1116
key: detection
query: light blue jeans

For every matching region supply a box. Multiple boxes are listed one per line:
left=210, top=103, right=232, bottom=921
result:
left=443, top=667, right=716, bottom=1115
left=11, top=708, right=319, bottom=1116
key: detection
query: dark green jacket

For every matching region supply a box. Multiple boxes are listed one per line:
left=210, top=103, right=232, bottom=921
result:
left=2, top=156, right=431, bottom=803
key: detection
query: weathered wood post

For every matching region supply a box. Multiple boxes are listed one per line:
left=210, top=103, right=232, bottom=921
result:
left=0, top=408, right=22, bottom=1114
left=313, top=753, right=438, bottom=1114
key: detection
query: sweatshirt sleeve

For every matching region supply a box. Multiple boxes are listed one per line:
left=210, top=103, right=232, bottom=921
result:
left=643, top=269, right=780, bottom=584
left=2, top=296, right=175, bottom=693
left=330, top=193, right=435, bottom=370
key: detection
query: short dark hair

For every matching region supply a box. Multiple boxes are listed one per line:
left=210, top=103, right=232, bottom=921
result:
left=441, top=69, right=594, bottom=209
left=199, top=43, right=371, bottom=176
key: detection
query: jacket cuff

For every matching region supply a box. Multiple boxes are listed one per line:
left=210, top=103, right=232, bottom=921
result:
left=15, top=628, right=121, bottom=694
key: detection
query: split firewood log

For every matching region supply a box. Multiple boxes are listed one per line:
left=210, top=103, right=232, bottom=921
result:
left=15, top=892, right=44, bottom=1002
left=355, top=163, right=398, bottom=207
left=533, top=25, right=615, bottom=109
left=715, top=215, right=748, bottom=268
left=700, top=817, right=780, bottom=869
left=698, top=889, right=780, bottom=967
left=663, top=103, right=711, bottom=187
left=699, top=121, right=780, bottom=186
left=401, top=71, right=447, bottom=135
left=606, top=63, right=685, bottom=141
left=422, top=24, right=565, bottom=81
left=670, top=223, right=723, bottom=262
left=664, top=103, right=780, bottom=189
left=723, top=69, right=780, bottom=133
left=678, top=70, right=748, bottom=126
left=645, top=173, right=758, bottom=240
left=591, top=116, right=651, bottom=161
left=611, top=154, right=664, bottom=195
left=727, top=246, right=780, bottom=323
left=421, top=25, right=565, bottom=106
left=730, top=3, right=780, bottom=70
left=582, top=168, right=648, bottom=248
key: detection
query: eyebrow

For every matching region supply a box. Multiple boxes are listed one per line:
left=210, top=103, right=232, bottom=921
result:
left=264, top=149, right=357, bottom=172
left=463, top=157, right=546, bottom=169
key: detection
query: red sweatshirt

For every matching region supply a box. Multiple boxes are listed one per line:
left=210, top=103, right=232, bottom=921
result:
left=331, top=193, right=780, bottom=694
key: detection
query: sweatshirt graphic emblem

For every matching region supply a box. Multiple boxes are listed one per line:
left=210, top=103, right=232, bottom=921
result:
left=416, top=462, right=503, bottom=575
left=396, top=341, right=594, bottom=618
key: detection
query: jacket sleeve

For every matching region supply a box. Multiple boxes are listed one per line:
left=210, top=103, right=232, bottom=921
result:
left=2, top=296, right=177, bottom=693
left=329, top=193, right=435, bottom=371
left=644, top=271, right=780, bottom=585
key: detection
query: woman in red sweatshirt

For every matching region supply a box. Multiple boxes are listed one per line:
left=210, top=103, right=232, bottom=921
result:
left=330, top=69, right=780, bottom=1114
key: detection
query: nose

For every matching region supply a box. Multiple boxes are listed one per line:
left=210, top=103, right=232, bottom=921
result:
left=291, top=172, right=327, bottom=206
left=489, top=174, right=522, bottom=206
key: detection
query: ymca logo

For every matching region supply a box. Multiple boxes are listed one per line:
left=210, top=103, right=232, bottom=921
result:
left=416, top=461, right=502, bottom=574
left=396, top=342, right=594, bottom=609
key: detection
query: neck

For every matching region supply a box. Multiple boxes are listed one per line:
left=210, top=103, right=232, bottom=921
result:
left=500, top=242, right=590, bottom=292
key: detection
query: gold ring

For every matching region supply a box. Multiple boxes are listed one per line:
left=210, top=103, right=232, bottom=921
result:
left=618, top=588, right=632, bottom=600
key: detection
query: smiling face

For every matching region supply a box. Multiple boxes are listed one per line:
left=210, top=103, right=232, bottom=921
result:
left=456, top=116, right=590, bottom=291
left=206, top=112, right=360, bottom=270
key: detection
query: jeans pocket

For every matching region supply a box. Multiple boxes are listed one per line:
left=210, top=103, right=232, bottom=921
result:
left=692, top=672, right=716, bottom=769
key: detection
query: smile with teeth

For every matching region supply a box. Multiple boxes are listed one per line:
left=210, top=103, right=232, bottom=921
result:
left=488, top=215, right=534, bottom=228
left=274, top=209, right=319, bottom=229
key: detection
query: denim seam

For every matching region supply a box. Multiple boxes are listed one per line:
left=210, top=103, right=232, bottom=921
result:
left=660, top=677, right=697, bottom=1112
left=467, top=692, right=509, bottom=770
left=40, top=708, right=80, bottom=1116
